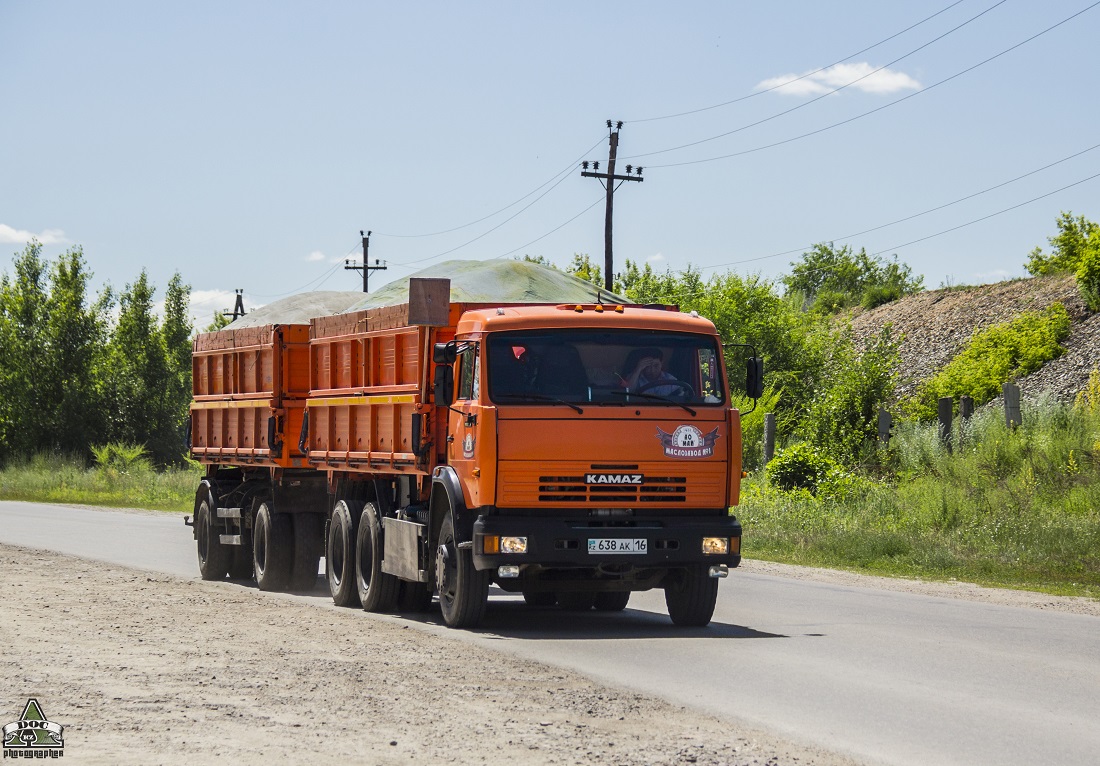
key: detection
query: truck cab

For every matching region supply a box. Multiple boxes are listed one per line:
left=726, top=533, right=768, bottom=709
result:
left=429, top=303, right=747, bottom=626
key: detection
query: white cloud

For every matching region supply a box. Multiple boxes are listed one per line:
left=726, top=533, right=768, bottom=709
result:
left=306, top=250, right=326, bottom=262
left=647, top=253, right=665, bottom=263
left=0, top=224, right=67, bottom=245
left=756, top=62, right=921, bottom=97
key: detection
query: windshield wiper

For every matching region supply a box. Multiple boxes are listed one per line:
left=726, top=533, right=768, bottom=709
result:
left=604, top=389, right=696, bottom=416
left=494, top=393, right=584, bottom=414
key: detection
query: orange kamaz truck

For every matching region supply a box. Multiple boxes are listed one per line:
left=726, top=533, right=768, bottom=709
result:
left=187, top=272, right=762, bottom=628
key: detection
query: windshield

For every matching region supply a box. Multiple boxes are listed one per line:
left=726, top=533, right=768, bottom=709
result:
left=487, top=329, right=725, bottom=406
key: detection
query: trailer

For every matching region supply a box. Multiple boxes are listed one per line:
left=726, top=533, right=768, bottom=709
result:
left=188, top=267, right=761, bottom=628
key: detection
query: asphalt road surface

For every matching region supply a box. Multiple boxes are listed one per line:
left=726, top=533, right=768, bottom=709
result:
left=3, top=500, right=1098, bottom=766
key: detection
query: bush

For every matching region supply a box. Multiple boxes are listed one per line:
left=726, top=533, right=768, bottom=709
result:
left=909, top=303, right=1070, bottom=418
left=800, top=323, right=900, bottom=467
left=1076, top=239, right=1100, bottom=311
left=767, top=442, right=835, bottom=493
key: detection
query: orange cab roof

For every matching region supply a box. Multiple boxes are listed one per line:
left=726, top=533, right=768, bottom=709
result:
left=454, top=304, right=720, bottom=337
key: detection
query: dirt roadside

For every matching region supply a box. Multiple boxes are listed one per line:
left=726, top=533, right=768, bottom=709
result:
left=0, top=545, right=855, bottom=766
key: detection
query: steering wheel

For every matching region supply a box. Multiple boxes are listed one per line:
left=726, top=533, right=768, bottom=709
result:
left=637, top=379, right=695, bottom=398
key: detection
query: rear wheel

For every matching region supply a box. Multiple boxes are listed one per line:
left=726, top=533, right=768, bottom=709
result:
left=594, top=591, right=631, bottom=612
left=355, top=502, right=400, bottom=611
left=435, top=513, right=489, bottom=628
left=326, top=500, right=361, bottom=607
left=253, top=501, right=292, bottom=592
left=522, top=590, right=556, bottom=607
left=289, top=513, right=324, bottom=591
left=556, top=591, right=596, bottom=611
left=196, top=493, right=230, bottom=581
left=664, top=566, right=718, bottom=627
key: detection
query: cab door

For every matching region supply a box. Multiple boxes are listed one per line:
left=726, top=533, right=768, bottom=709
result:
left=447, top=343, right=492, bottom=507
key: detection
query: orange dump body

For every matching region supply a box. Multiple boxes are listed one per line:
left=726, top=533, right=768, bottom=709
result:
left=189, top=324, right=311, bottom=468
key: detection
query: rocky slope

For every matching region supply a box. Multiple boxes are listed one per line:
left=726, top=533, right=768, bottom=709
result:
left=849, top=274, right=1098, bottom=402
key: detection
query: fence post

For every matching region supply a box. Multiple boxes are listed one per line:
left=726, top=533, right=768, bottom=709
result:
left=937, top=397, right=953, bottom=452
left=1003, top=383, right=1022, bottom=429
left=958, top=395, right=973, bottom=448
left=877, top=408, right=892, bottom=447
left=763, top=413, right=776, bottom=466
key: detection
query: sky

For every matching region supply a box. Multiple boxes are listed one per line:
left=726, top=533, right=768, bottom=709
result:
left=2, top=1, right=1098, bottom=325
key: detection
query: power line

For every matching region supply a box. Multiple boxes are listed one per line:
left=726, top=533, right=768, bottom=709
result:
left=627, top=0, right=968, bottom=123
left=387, top=162, right=580, bottom=268
left=644, top=1, right=1100, bottom=169
left=686, top=141, right=1100, bottom=274
left=373, top=135, right=606, bottom=239
left=626, top=0, right=1007, bottom=160
left=870, top=170, right=1100, bottom=256
left=250, top=261, right=344, bottom=298
left=633, top=168, right=1100, bottom=304
left=385, top=193, right=606, bottom=276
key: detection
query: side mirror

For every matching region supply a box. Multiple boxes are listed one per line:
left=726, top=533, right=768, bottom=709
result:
left=434, top=365, right=454, bottom=406
left=433, top=341, right=458, bottom=365
left=746, top=357, right=764, bottom=399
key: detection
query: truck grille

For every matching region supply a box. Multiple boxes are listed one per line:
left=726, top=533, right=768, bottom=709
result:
left=538, top=474, right=686, bottom=503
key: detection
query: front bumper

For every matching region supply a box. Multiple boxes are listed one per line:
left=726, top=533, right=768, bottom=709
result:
left=471, top=513, right=742, bottom=571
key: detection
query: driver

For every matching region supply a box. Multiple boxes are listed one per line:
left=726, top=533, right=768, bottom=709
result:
left=621, top=347, right=682, bottom=396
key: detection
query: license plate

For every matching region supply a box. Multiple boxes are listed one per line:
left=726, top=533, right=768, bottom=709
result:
left=588, top=538, right=647, bottom=554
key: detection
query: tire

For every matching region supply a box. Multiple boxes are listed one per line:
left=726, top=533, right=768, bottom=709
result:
left=196, top=493, right=231, bottom=581
left=556, top=591, right=596, bottom=611
left=326, top=500, right=361, bottom=607
left=435, top=513, right=489, bottom=628
left=664, top=566, right=719, bottom=627
left=253, top=501, right=292, bottom=592
left=355, top=502, right=400, bottom=611
left=594, top=591, right=631, bottom=612
left=397, top=581, right=434, bottom=613
left=522, top=590, right=556, bottom=607
left=289, top=513, right=324, bottom=592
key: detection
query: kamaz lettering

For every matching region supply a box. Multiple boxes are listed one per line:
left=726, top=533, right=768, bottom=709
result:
left=585, top=474, right=644, bottom=485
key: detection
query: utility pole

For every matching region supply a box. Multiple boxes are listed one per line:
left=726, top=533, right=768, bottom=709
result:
left=344, top=230, right=388, bottom=293
left=581, top=120, right=643, bottom=292
left=221, top=289, right=246, bottom=322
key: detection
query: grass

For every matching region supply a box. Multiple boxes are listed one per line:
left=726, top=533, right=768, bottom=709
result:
left=738, top=394, right=1100, bottom=599
left=0, top=450, right=198, bottom=512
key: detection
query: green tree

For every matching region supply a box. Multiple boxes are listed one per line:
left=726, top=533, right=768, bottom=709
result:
left=42, top=247, right=108, bottom=452
left=0, top=241, right=49, bottom=460
left=161, top=273, right=194, bottom=455
left=784, top=243, right=923, bottom=313
left=100, top=271, right=184, bottom=465
left=1025, top=212, right=1099, bottom=276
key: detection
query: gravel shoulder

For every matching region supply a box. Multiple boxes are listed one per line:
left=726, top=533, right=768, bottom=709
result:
left=0, top=544, right=855, bottom=766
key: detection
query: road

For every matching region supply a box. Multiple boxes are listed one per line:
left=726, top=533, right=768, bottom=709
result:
left=3, top=500, right=1098, bottom=766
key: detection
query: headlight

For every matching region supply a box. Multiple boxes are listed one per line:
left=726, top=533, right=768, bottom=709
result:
left=501, top=536, right=528, bottom=554
left=702, top=537, right=729, bottom=555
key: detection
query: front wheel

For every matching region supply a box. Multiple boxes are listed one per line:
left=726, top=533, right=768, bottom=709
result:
left=664, top=566, right=718, bottom=627
left=196, top=493, right=230, bottom=581
left=435, top=513, right=489, bottom=628
left=355, top=502, right=399, bottom=612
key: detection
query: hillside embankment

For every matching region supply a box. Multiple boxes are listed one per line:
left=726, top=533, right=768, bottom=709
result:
left=849, top=274, right=1098, bottom=401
